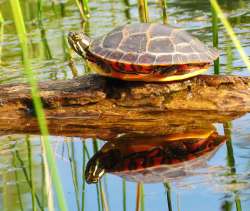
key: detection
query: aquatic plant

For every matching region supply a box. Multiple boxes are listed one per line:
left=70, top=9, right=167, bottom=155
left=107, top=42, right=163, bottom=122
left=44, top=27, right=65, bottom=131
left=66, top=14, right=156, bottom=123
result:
left=210, top=0, right=250, bottom=71
left=9, top=0, right=68, bottom=210
left=137, top=0, right=149, bottom=22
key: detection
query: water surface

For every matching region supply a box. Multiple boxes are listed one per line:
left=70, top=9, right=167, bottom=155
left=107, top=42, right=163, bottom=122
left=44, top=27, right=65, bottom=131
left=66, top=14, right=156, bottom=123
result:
left=0, top=0, right=250, bottom=210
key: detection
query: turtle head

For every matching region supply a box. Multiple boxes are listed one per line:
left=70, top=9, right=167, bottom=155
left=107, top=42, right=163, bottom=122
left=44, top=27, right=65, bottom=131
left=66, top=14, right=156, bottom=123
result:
left=68, top=32, right=91, bottom=57
left=85, top=152, right=106, bottom=184
left=85, top=148, right=121, bottom=184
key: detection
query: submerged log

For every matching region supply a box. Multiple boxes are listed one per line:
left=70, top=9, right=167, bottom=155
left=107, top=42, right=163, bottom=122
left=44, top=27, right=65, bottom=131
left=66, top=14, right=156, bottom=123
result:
left=0, top=74, right=249, bottom=138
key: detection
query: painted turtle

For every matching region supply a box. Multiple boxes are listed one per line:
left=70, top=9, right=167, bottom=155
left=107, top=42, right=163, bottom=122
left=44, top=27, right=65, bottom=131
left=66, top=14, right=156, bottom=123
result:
left=85, top=129, right=226, bottom=183
left=68, top=23, right=219, bottom=82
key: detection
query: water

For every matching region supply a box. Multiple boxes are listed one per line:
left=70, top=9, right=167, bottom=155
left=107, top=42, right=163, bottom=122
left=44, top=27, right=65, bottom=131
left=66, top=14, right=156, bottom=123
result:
left=0, top=0, right=250, bottom=210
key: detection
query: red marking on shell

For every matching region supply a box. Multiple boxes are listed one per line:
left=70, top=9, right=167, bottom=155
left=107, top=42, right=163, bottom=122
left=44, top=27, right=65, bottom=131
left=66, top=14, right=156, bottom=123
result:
left=124, top=63, right=135, bottom=72
left=111, top=61, right=120, bottom=71
left=186, top=154, right=196, bottom=160
left=170, top=159, right=181, bottom=164
left=135, top=158, right=145, bottom=169
left=153, top=157, right=163, bottom=165
left=133, top=64, right=152, bottom=74
left=148, top=148, right=162, bottom=158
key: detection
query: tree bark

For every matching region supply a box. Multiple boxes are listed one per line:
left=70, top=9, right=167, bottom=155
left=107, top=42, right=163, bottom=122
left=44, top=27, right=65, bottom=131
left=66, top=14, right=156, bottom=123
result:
left=0, top=74, right=249, bottom=138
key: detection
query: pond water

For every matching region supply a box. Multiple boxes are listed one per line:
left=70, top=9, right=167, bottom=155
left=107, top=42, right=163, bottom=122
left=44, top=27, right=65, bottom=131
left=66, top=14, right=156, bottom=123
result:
left=0, top=0, right=250, bottom=210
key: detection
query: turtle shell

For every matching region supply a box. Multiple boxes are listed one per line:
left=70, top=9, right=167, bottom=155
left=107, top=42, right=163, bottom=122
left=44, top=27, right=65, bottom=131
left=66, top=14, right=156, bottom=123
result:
left=85, top=130, right=226, bottom=184
left=88, top=23, right=219, bottom=66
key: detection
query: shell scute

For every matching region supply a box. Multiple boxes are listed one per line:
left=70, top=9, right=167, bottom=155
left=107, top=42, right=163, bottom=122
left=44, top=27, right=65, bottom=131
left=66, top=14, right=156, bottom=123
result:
left=108, top=51, right=124, bottom=60
left=126, top=23, right=149, bottom=34
left=138, top=53, right=156, bottom=64
left=176, top=43, right=194, bottom=53
left=149, top=24, right=173, bottom=37
left=121, top=53, right=138, bottom=63
left=148, top=38, right=174, bottom=53
left=156, top=55, right=174, bottom=64
left=103, top=32, right=123, bottom=49
left=119, top=34, right=147, bottom=53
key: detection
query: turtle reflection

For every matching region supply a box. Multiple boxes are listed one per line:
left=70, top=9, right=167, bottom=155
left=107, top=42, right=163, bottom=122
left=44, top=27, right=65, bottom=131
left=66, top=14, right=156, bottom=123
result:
left=85, top=128, right=226, bottom=184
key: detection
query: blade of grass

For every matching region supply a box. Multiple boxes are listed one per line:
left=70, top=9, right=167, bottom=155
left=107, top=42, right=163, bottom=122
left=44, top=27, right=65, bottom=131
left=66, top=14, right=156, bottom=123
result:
left=99, top=181, right=109, bottom=211
left=135, top=183, right=141, bottom=211
left=140, top=184, right=144, bottom=211
left=12, top=151, right=24, bottom=211
left=223, top=122, right=242, bottom=211
left=75, top=0, right=87, bottom=21
left=9, top=1, right=68, bottom=210
left=67, top=141, right=81, bottom=211
left=164, top=183, right=173, bottom=211
left=37, top=0, right=53, bottom=59
left=82, top=142, right=86, bottom=211
left=122, top=179, right=127, bottom=211
left=80, top=0, right=90, bottom=17
left=41, top=137, right=55, bottom=211
left=0, top=10, right=4, bottom=64
left=225, top=35, right=233, bottom=73
left=211, top=3, right=220, bottom=74
left=123, top=0, right=131, bottom=21
left=41, top=152, right=45, bottom=209
left=160, top=0, right=168, bottom=24
left=221, top=201, right=233, bottom=211
left=92, top=140, right=102, bottom=211
left=15, top=150, right=44, bottom=210
left=137, top=0, right=149, bottom=23
left=26, top=135, right=37, bottom=211
left=92, top=139, right=109, bottom=211
left=210, top=0, right=250, bottom=71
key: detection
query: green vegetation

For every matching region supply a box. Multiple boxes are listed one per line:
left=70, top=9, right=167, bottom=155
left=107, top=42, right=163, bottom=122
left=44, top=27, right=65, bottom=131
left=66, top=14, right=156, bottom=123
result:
left=211, top=3, right=220, bottom=74
left=164, top=183, right=173, bottom=211
left=0, top=11, right=3, bottom=64
left=9, top=0, right=67, bottom=210
left=160, top=0, right=168, bottom=24
left=137, top=0, right=149, bottom=22
left=122, top=179, right=127, bottom=211
left=0, top=0, right=248, bottom=210
left=210, top=0, right=250, bottom=71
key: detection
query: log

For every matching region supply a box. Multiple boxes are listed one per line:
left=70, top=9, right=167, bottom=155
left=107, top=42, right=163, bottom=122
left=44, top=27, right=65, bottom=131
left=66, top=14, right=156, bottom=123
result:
left=0, top=74, right=249, bottom=138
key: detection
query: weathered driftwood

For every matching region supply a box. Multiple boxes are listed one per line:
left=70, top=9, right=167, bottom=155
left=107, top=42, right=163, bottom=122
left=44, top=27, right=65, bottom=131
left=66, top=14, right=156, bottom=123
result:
left=0, top=74, right=249, bottom=138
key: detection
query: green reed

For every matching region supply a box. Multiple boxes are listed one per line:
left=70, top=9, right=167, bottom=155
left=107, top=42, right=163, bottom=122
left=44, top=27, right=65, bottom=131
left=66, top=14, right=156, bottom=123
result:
left=137, top=0, right=149, bottom=22
left=41, top=152, right=46, bottom=209
left=92, top=140, right=102, bottom=211
left=140, top=184, right=145, bottom=211
left=82, top=142, right=86, bottom=211
left=37, top=0, right=53, bottom=59
left=75, top=0, right=89, bottom=21
left=223, top=122, right=242, bottom=211
left=26, top=136, right=37, bottom=211
left=122, top=179, right=127, bottom=211
left=135, top=183, right=145, bottom=211
left=15, top=150, right=44, bottom=210
left=136, top=183, right=141, bottom=211
left=160, top=0, right=168, bottom=24
left=164, top=183, right=173, bottom=211
left=67, top=141, right=81, bottom=211
left=123, top=0, right=131, bottom=21
left=80, top=0, right=89, bottom=17
left=0, top=11, right=3, bottom=64
left=9, top=0, right=67, bottom=210
left=211, top=3, right=220, bottom=74
left=12, top=151, right=24, bottom=211
left=210, top=0, right=250, bottom=71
